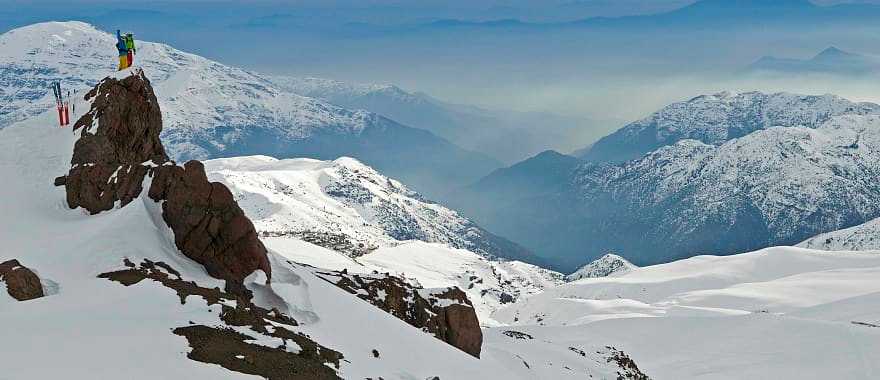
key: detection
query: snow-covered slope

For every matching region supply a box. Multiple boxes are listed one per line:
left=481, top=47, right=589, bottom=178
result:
left=578, top=91, right=880, bottom=163
left=494, top=246, right=880, bottom=379
left=566, top=253, right=636, bottom=281
left=200, top=155, right=561, bottom=323
left=0, top=73, right=629, bottom=379
left=266, top=238, right=562, bottom=325
left=798, top=217, right=880, bottom=251
left=203, top=155, right=533, bottom=262
left=0, top=21, right=500, bottom=198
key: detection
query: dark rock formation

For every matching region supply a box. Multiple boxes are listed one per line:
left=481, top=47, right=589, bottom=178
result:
left=100, top=259, right=342, bottom=379
left=62, top=70, right=270, bottom=291
left=314, top=269, right=482, bottom=358
left=0, top=259, right=44, bottom=301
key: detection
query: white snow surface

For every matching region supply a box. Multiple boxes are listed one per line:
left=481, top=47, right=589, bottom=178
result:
left=0, top=21, right=379, bottom=160
left=494, top=246, right=880, bottom=379
left=566, top=253, right=637, bottom=281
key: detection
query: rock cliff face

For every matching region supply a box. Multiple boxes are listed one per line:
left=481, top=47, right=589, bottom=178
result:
left=59, top=70, right=270, bottom=291
left=0, top=259, right=44, bottom=301
left=314, top=269, right=483, bottom=358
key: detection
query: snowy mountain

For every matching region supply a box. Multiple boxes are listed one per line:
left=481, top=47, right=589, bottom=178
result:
left=454, top=93, right=880, bottom=270
left=201, top=155, right=562, bottom=322
left=798, top=217, right=880, bottom=251
left=269, top=75, right=602, bottom=164
left=565, top=254, right=636, bottom=281
left=576, top=91, right=880, bottom=163
left=747, top=47, right=880, bottom=76
left=203, top=155, right=538, bottom=263
left=0, top=70, right=636, bottom=379
left=0, top=21, right=500, bottom=198
left=492, top=246, right=880, bottom=379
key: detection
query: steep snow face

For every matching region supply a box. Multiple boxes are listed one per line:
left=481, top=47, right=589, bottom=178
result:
left=0, top=21, right=379, bottom=160
left=798, top=217, right=880, bottom=251
left=203, top=155, right=530, bottom=261
left=494, top=246, right=880, bottom=379
left=566, top=254, right=636, bottom=281
left=580, top=91, right=880, bottom=163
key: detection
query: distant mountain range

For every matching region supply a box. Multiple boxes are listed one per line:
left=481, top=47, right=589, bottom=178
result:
left=269, top=76, right=602, bottom=164
left=0, top=22, right=500, bottom=199
left=747, top=46, right=880, bottom=76
left=450, top=91, right=880, bottom=271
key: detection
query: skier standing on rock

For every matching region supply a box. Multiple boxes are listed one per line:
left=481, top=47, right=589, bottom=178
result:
left=124, top=32, right=136, bottom=67
left=116, top=30, right=129, bottom=70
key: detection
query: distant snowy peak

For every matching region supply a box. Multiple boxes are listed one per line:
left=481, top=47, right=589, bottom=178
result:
left=204, top=155, right=531, bottom=261
left=579, top=90, right=880, bottom=163
left=797, top=217, right=880, bottom=251
left=566, top=254, right=636, bottom=281
left=0, top=21, right=377, bottom=160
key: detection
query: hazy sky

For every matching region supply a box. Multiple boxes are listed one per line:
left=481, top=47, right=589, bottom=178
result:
left=3, top=0, right=880, bottom=141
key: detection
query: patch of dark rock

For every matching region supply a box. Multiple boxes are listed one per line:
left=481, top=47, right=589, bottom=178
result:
left=315, top=269, right=482, bottom=358
left=852, top=321, right=880, bottom=328
left=261, top=230, right=374, bottom=257
left=568, top=346, right=586, bottom=357
left=173, top=325, right=341, bottom=380
left=101, top=259, right=343, bottom=377
left=605, top=346, right=650, bottom=380
left=501, top=330, right=533, bottom=340
left=0, top=259, right=44, bottom=301
left=372, top=349, right=380, bottom=358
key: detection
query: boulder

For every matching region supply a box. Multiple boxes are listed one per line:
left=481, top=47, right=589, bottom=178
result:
left=0, top=259, right=44, bottom=301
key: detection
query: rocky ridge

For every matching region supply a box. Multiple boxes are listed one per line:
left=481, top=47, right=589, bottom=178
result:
left=58, top=70, right=270, bottom=293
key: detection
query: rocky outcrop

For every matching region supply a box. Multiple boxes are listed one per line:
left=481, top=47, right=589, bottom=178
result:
left=0, top=259, right=44, bottom=301
left=61, top=70, right=270, bottom=292
left=315, top=269, right=482, bottom=357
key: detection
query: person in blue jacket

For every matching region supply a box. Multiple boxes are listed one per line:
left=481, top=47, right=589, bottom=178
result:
left=116, top=30, right=129, bottom=70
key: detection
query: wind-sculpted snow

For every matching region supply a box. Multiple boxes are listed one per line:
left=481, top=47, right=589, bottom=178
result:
left=579, top=91, right=880, bottom=163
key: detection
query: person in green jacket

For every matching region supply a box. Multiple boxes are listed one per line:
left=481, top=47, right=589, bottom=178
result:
left=124, top=33, right=136, bottom=67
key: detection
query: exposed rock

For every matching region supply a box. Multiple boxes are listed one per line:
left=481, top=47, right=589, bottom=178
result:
left=315, top=269, right=482, bottom=357
left=148, top=161, right=271, bottom=289
left=0, top=259, right=44, bottom=301
left=100, top=259, right=342, bottom=379
left=604, top=346, right=650, bottom=380
left=62, top=70, right=270, bottom=292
